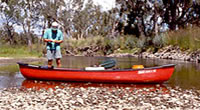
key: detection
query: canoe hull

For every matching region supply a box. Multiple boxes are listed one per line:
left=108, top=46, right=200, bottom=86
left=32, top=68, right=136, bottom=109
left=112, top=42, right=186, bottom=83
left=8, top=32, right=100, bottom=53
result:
left=18, top=63, right=175, bottom=83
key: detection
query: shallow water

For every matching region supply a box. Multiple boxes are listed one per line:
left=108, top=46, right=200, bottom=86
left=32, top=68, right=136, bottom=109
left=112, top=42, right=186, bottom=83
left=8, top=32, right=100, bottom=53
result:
left=0, top=56, right=200, bottom=90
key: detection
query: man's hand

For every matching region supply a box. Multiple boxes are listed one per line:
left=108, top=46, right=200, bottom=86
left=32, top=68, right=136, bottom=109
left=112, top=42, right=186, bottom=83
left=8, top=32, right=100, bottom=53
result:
left=44, top=39, right=63, bottom=43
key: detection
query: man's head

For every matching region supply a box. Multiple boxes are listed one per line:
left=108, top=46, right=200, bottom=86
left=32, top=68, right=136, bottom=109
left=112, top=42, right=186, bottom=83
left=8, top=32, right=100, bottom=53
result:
left=52, top=22, right=59, bottom=31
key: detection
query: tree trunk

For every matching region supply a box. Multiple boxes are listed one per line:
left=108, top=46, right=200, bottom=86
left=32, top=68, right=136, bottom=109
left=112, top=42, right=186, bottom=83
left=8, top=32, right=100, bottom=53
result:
left=27, top=28, right=32, bottom=52
left=137, top=17, right=145, bottom=38
left=153, top=4, right=159, bottom=36
left=169, top=1, right=177, bottom=30
left=22, top=23, right=32, bottom=51
left=5, top=23, right=14, bottom=45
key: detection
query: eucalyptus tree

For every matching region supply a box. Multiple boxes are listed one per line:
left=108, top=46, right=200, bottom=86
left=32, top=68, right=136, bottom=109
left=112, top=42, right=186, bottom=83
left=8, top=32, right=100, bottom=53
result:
left=192, top=0, right=200, bottom=26
left=116, top=0, right=162, bottom=37
left=0, top=0, right=18, bottom=45
left=40, top=0, right=65, bottom=28
left=14, top=0, right=44, bottom=50
left=69, top=0, right=119, bottom=38
left=91, top=8, right=120, bottom=37
left=71, top=0, right=101, bottom=39
left=116, top=0, right=200, bottom=37
left=57, top=0, right=84, bottom=39
left=58, top=0, right=116, bottom=39
left=161, top=0, right=200, bottom=30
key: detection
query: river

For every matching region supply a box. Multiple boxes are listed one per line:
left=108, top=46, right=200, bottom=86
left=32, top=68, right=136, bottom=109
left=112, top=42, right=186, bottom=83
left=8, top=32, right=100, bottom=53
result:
left=0, top=56, right=200, bottom=90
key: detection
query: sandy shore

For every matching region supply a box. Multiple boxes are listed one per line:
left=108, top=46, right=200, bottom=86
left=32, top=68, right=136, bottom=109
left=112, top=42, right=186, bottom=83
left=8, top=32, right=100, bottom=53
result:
left=0, top=57, right=14, bottom=59
left=0, top=57, right=44, bottom=60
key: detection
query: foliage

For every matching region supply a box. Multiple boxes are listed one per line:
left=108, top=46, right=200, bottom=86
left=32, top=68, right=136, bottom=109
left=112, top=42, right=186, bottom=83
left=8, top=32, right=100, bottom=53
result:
left=0, top=0, right=19, bottom=45
left=116, top=0, right=200, bottom=37
left=124, top=35, right=137, bottom=49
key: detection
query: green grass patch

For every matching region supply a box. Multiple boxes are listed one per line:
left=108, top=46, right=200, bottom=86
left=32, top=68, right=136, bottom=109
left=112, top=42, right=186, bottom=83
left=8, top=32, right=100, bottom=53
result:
left=0, top=44, right=43, bottom=58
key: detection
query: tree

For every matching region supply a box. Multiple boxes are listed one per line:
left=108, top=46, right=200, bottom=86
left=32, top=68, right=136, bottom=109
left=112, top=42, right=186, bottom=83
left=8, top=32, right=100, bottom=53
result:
left=116, top=0, right=161, bottom=37
left=0, top=0, right=18, bottom=44
left=72, top=0, right=100, bottom=39
left=116, top=0, right=200, bottom=37
left=58, top=0, right=84, bottom=39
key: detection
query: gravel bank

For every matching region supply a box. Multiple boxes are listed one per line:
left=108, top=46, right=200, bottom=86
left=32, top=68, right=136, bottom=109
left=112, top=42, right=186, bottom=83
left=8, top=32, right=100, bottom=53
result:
left=108, top=45, right=200, bottom=63
left=0, top=83, right=199, bottom=110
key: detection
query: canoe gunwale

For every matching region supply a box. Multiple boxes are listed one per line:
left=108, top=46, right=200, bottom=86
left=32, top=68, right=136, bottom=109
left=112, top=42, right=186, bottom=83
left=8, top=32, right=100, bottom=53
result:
left=17, top=62, right=175, bottom=72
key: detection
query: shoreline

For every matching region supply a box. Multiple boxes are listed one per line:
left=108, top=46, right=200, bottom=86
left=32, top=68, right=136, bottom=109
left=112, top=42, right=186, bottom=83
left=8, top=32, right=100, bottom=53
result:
left=0, top=57, right=14, bottom=60
left=0, top=57, right=46, bottom=66
left=108, top=45, right=200, bottom=63
left=0, top=57, right=44, bottom=59
left=1, top=45, right=200, bottom=65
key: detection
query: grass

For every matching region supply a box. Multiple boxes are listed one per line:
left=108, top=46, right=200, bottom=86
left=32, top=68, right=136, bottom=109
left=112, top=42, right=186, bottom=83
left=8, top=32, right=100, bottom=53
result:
left=165, top=26, right=200, bottom=51
left=0, top=44, right=43, bottom=58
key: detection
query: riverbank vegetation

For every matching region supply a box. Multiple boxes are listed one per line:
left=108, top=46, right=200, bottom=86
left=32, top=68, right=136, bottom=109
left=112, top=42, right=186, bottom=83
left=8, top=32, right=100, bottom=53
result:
left=64, top=26, right=200, bottom=56
left=0, top=44, right=43, bottom=57
left=0, top=0, right=200, bottom=57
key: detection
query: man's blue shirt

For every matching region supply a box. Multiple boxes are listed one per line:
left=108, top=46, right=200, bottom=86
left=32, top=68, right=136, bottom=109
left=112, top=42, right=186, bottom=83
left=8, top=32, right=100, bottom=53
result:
left=43, top=28, right=63, bottom=50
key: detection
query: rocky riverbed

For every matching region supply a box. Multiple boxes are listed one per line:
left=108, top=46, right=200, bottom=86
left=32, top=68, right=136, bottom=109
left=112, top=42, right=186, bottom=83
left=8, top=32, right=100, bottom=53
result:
left=109, top=45, right=200, bottom=63
left=0, top=82, right=200, bottom=110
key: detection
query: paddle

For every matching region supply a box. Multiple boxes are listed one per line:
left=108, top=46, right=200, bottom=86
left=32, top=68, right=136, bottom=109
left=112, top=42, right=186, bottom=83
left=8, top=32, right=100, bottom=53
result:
left=99, top=59, right=116, bottom=69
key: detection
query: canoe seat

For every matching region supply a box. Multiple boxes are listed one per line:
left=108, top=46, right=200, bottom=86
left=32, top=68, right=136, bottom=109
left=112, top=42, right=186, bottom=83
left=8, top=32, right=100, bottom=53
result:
left=39, top=66, right=54, bottom=69
left=85, top=67, right=105, bottom=71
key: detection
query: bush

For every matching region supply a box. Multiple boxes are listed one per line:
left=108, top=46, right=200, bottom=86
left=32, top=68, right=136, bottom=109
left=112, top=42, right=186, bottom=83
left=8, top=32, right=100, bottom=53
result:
left=136, top=37, right=146, bottom=49
left=124, top=36, right=137, bottom=49
left=153, top=33, right=167, bottom=48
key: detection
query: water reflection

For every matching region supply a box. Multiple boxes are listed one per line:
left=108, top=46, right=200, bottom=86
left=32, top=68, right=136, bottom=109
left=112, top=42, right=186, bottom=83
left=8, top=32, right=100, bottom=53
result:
left=21, top=80, right=170, bottom=94
left=0, top=73, right=24, bottom=88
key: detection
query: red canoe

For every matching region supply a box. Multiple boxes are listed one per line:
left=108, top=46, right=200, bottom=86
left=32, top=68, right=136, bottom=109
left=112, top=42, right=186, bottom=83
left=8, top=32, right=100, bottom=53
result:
left=18, top=62, right=175, bottom=83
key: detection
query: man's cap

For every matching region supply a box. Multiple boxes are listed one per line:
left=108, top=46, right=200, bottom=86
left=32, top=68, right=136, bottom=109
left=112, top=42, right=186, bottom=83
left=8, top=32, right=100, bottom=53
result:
left=52, top=22, right=59, bottom=27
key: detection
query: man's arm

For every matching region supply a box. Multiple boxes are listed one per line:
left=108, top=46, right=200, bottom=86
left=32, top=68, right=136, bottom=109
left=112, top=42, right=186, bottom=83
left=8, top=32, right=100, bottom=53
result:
left=44, top=39, right=53, bottom=42
left=53, top=40, right=63, bottom=43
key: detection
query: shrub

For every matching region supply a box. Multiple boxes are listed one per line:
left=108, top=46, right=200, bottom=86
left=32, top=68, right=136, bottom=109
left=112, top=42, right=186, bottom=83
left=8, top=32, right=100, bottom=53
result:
left=153, top=33, right=167, bottom=48
left=124, top=36, right=137, bottom=49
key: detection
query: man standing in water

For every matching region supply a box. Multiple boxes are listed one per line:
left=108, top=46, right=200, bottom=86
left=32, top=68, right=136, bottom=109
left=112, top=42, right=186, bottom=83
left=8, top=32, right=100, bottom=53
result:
left=43, top=22, right=63, bottom=68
